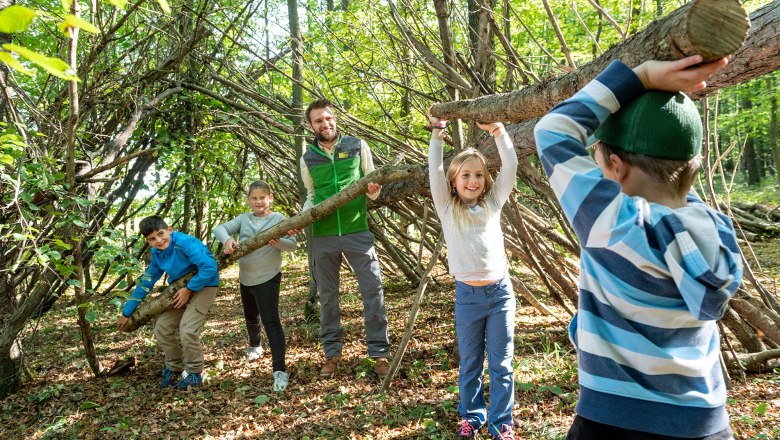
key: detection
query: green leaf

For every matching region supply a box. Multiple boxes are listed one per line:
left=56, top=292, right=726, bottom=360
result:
left=85, top=309, right=97, bottom=323
left=0, top=52, right=35, bottom=77
left=109, top=0, right=128, bottom=9
left=110, top=297, right=123, bottom=309
left=58, top=14, right=100, bottom=35
left=754, top=401, right=768, bottom=416
left=79, top=401, right=100, bottom=410
left=2, top=44, right=79, bottom=82
left=53, top=239, right=73, bottom=250
left=0, top=154, right=14, bottom=165
left=67, top=279, right=82, bottom=287
left=0, top=6, right=37, bottom=34
left=156, top=0, right=172, bottom=14
left=46, top=250, right=62, bottom=260
left=254, top=394, right=270, bottom=405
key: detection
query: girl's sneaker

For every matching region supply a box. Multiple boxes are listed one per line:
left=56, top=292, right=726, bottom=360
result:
left=245, top=345, right=264, bottom=361
left=273, top=370, right=289, bottom=392
left=159, top=367, right=181, bottom=388
left=491, top=424, right=515, bottom=440
left=456, top=420, right=478, bottom=438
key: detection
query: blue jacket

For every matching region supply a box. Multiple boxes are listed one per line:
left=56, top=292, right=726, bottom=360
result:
left=534, top=61, right=742, bottom=437
left=121, top=231, right=220, bottom=317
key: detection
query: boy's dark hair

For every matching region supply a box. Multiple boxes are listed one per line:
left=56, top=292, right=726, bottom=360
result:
left=596, top=141, right=701, bottom=196
left=139, top=215, right=168, bottom=237
left=247, top=180, right=272, bottom=196
left=305, top=98, right=334, bottom=124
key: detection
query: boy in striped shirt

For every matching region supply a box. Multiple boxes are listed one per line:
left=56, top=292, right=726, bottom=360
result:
left=534, top=55, right=742, bottom=439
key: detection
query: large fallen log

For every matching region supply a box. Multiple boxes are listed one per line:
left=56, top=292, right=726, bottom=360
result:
left=429, top=0, right=759, bottom=123
left=120, top=163, right=421, bottom=332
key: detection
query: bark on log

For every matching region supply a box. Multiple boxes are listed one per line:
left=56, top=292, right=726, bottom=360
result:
left=722, top=349, right=780, bottom=373
left=729, top=296, right=780, bottom=347
left=429, top=0, right=751, bottom=123
left=120, top=164, right=421, bottom=332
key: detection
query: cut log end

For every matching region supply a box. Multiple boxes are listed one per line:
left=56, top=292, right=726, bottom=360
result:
left=686, top=0, right=750, bottom=61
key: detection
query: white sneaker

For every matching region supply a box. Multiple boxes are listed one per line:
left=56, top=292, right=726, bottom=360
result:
left=273, top=370, right=289, bottom=392
left=245, top=345, right=263, bottom=361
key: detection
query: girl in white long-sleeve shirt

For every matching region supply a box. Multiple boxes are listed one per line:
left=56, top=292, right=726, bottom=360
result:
left=427, top=114, right=518, bottom=440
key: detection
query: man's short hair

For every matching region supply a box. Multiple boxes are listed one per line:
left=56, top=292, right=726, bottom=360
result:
left=139, top=215, right=168, bottom=237
left=596, top=141, right=701, bottom=196
left=305, top=98, right=334, bottom=124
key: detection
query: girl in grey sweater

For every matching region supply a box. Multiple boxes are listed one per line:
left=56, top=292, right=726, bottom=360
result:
left=213, top=180, right=296, bottom=392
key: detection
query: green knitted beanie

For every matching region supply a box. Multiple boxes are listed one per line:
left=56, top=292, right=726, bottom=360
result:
left=594, top=91, right=703, bottom=160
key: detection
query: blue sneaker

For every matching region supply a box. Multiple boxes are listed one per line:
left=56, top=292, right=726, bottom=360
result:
left=174, top=371, right=202, bottom=390
left=159, top=367, right=181, bottom=388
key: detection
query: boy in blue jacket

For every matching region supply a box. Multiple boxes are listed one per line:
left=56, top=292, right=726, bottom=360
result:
left=117, top=216, right=220, bottom=390
left=534, top=55, right=742, bottom=439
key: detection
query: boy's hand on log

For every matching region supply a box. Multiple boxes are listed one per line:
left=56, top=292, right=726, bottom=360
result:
left=633, top=55, right=729, bottom=93
left=172, top=287, right=191, bottom=308
left=116, top=315, right=129, bottom=331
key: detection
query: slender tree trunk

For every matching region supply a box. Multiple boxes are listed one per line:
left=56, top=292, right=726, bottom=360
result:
left=769, top=76, right=779, bottom=185
left=433, top=0, right=464, bottom=150
left=0, top=0, right=24, bottom=401
left=287, top=0, right=318, bottom=320
left=66, top=0, right=102, bottom=377
left=741, top=96, right=761, bottom=186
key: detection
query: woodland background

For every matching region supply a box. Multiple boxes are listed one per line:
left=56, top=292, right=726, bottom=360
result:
left=0, top=0, right=778, bottom=438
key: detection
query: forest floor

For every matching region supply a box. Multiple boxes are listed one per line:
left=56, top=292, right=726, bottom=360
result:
left=2, top=241, right=779, bottom=439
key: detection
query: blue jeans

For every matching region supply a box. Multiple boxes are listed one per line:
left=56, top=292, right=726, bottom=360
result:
left=455, top=277, right=516, bottom=435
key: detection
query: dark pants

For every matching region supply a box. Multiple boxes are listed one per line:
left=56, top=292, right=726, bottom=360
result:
left=567, top=415, right=735, bottom=440
left=240, top=272, right=286, bottom=372
left=311, top=231, right=390, bottom=358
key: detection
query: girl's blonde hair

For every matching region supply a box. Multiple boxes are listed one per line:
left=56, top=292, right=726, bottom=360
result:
left=445, top=148, right=494, bottom=232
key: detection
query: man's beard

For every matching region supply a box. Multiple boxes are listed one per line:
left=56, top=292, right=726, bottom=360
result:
left=316, top=129, right=338, bottom=144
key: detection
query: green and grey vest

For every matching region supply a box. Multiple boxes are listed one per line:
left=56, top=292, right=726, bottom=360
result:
left=303, top=135, right=368, bottom=236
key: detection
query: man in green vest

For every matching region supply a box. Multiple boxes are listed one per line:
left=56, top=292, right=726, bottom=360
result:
left=300, top=98, right=390, bottom=378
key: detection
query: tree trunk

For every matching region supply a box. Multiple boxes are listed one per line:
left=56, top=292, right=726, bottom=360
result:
left=66, top=0, right=102, bottom=377
left=287, top=0, right=318, bottom=319
left=741, top=96, right=761, bottom=186
left=433, top=0, right=465, bottom=150
left=769, top=75, right=779, bottom=186
left=430, top=0, right=751, bottom=123
left=0, top=338, right=22, bottom=400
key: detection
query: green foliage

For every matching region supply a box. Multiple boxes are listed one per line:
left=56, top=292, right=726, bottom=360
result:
left=58, top=14, right=101, bottom=35
left=3, top=43, right=79, bottom=81
left=0, top=5, right=36, bottom=34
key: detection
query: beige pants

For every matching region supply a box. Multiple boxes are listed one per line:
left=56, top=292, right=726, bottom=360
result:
left=154, top=286, right=217, bottom=373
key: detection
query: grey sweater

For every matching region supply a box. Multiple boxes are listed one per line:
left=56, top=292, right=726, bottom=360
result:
left=213, top=212, right=297, bottom=286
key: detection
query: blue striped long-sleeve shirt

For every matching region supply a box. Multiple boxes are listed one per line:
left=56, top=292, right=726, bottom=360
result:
left=533, top=60, right=743, bottom=437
